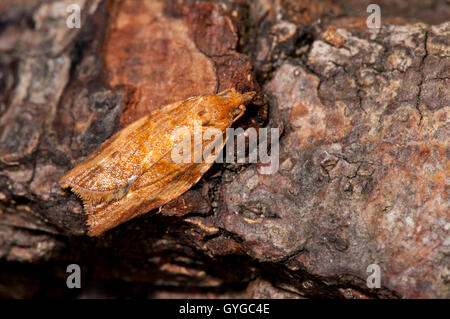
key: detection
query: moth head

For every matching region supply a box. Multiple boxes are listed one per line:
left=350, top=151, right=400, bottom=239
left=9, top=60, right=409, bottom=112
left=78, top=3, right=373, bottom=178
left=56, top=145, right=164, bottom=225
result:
left=196, top=88, right=255, bottom=127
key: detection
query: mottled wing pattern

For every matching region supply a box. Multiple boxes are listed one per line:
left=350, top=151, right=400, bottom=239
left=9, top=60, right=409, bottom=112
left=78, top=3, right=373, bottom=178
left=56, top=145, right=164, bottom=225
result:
left=86, top=132, right=228, bottom=236
left=59, top=88, right=253, bottom=236
left=59, top=101, right=183, bottom=203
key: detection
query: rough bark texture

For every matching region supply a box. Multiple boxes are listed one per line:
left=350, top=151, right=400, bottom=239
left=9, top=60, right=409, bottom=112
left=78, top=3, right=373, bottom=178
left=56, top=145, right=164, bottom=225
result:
left=0, top=0, right=448, bottom=298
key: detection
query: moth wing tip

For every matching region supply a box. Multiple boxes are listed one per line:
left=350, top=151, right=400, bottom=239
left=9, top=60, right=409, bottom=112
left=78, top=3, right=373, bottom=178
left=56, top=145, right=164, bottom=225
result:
left=59, top=174, right=72, bottom=189
left=87, top=229, right=101, bottom=237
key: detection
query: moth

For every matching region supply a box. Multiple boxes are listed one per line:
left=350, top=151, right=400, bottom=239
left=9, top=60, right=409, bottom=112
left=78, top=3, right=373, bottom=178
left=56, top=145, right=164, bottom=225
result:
left=60, top=88, right=255, bottom=236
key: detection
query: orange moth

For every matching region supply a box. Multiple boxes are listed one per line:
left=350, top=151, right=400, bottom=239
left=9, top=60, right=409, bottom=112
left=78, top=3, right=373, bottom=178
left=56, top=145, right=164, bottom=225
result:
left=60, top=88, right=255, bottom=236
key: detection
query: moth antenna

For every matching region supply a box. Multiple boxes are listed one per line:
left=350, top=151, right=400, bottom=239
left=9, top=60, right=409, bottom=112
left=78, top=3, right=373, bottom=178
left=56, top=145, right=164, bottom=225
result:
left=242, top=91, right=256, bottom=104
left=232, top=105, right=246, bottom=122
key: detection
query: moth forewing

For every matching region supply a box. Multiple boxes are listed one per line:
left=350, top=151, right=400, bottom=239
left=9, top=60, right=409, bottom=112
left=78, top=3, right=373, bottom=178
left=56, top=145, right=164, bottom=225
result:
left=60, top=89, right=255, bottom=236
